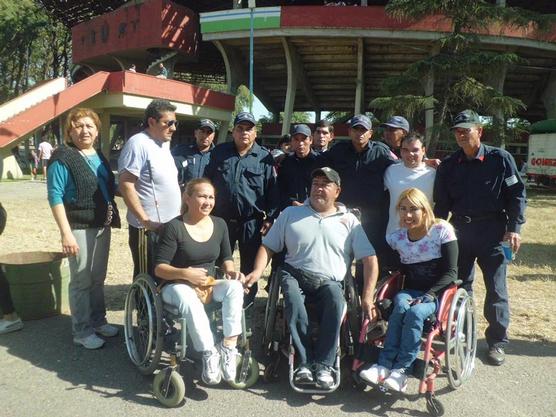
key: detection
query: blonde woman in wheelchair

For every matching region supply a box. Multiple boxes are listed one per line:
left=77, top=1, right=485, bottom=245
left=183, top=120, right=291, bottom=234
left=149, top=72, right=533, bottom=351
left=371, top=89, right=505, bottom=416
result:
left=154, top=178, right=245, bottom=385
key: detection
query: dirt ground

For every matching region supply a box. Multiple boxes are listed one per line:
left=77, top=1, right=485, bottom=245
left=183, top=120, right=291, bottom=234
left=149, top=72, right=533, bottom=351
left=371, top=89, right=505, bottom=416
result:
left=0, top=180, right=554, bottom=343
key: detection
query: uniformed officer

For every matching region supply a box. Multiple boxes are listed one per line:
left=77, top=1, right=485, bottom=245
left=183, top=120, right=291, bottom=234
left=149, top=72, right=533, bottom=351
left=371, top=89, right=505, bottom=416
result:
left=434, top=109, right=526, bottom=366
left=380, top=115, right=410, bottom=158
left=172, top=119, right=216, bottom=188
left=325, top=114, right=396, bottom=274
left=278, top=124, right=323, bottom=210
left=205, top=111, right=279, bottom=305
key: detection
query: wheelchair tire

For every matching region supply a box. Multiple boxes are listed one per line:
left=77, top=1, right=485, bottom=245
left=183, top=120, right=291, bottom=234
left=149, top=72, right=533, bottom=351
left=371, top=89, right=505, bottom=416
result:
left=344, top=273, right=361, bottom=353
left=153, top=369, right=185, bottom=408
left=124, top=273, right=164, bottom=375
left=263, top=271, right=281, bottom=354
left=227, top=356, right=260, bottom=389
left=445, top=288, right=477, bottom=390
left=425, top=392, right=445, bottom=417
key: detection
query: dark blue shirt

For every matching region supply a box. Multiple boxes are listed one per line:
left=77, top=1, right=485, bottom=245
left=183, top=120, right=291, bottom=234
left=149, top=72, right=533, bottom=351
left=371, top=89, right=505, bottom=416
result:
left=325, top=140, right=396, bottom=213
left=205, top=141, right=279, bottom=221
left=433, top=144, right=526, bottom=233
left=172, top=143, right=214, bottom=186
left=278, top=150, right=324, bottom=210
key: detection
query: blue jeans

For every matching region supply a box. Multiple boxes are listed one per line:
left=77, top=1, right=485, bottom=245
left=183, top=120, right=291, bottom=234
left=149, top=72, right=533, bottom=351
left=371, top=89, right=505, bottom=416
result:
left=280, top=267, right=345, bottom=367
left=378, top=289, right=437, bottom=371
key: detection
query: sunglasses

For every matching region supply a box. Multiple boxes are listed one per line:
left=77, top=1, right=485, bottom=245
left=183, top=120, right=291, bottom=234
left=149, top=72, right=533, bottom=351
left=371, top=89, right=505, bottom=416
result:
left=161, top=120, right=178, bottom=128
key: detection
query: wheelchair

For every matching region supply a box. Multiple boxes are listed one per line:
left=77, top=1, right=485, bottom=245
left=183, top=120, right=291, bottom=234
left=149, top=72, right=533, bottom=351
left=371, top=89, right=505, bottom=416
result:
left=262, top=267, right=361, bottom=394
left=352, top=272, right=477, bottom=416
left=123, top=273, right=260, bottom=407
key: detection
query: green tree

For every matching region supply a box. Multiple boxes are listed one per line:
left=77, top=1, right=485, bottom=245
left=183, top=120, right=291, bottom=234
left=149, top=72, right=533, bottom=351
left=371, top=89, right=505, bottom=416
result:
left=370, top=0, right=554, bottom=153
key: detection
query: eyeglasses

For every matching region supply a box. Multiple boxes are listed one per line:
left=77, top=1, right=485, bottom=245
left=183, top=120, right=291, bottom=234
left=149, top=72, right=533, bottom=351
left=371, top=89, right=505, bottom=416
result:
left=161, top=120, right=178, bottom=128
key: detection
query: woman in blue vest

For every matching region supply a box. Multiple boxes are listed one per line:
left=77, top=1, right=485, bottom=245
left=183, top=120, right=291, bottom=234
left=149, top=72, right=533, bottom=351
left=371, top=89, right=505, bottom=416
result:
left=47, top=108, right=121, bottom=349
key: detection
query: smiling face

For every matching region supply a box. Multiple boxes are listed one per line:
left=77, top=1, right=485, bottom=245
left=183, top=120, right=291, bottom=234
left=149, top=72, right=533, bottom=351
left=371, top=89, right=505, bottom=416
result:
left=69, top=117, right=98, bottom=151
left=400, top=138, right=426, bottom=168
left=147, top=111, right=177, bottom=142
left=291, top=133, right=312, bottom=158
left=397, top=197, right=426, bottom=231
left=184, top=182, right=215, bottom=218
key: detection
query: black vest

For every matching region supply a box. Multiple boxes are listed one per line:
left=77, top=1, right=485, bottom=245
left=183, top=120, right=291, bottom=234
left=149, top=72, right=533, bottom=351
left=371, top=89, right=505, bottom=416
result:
left=49, top=146, right=121, bottom=229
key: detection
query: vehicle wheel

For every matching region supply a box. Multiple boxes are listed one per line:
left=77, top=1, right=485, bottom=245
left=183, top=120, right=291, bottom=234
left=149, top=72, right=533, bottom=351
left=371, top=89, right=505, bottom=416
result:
left=425, top=392, right=445, bottom=417
left=227, top=357, right=260, bottom=389
left=124, top=273, right=164, bottom=375
left=153, top=370, right=185, bottom=408
left=445, top=288, right=477, bottom=389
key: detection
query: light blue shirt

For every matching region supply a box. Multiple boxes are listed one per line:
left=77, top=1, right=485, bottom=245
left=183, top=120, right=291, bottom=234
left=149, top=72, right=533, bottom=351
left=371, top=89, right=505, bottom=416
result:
left=262, top=202, right=375, bottom=281
left=47, top=154, right=110, bottom=207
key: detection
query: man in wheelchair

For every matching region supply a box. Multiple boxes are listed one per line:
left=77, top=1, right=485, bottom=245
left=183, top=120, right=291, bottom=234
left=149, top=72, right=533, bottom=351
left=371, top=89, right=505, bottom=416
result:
left=246, top=167, right=379, bottom=389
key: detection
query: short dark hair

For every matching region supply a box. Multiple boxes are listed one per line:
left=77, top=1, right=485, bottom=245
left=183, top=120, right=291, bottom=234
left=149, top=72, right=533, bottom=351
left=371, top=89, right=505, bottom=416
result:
left=278, top=134, right=291, bottom=146
left=401, top=132, right=425, bottom=147
left=144, top=99, right=176, bottom=125
left=315, top=120, right=334, bottom=134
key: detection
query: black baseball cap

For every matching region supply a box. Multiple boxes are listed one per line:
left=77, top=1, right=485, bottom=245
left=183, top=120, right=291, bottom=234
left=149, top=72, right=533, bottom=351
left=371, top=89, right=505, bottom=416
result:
left=291, top=124, right=312, bottom=137
left=197, top=119, right=216, bottom=132
left=311, top=167, right=341, bottom=186
left=349, top=114, right=372, bottom=130
left=451, top=110, right=481, bottom=129
left=234, top=111, right=256, bottom=126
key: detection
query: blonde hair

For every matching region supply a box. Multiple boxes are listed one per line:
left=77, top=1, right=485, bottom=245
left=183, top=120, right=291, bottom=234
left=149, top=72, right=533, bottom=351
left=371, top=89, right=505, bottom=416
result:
left=181, top=178, right=215, bottom=215
left=64, top=108, right=101, bottom=146
left=396, top=188, right=438, bottom=232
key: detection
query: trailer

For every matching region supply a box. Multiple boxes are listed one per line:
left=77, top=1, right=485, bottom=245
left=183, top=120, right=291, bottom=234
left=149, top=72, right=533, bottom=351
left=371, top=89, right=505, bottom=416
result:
left=527, top=120, right=556, bottom=187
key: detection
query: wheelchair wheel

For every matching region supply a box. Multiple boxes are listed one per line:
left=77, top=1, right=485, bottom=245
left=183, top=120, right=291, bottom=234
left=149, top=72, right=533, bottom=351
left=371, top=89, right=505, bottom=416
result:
left=153, top=369, right=185, bottom=408
left=344, top=273, right=361, bottom=351
left=425, top=392, right=445, bottom=417
left=263, top=271, right=281, bottom=353
left=445, top=288, right=477, bottom=389
left=227, top=356, right=260, bottom=389
left=124, top=273, right=164, bottom=375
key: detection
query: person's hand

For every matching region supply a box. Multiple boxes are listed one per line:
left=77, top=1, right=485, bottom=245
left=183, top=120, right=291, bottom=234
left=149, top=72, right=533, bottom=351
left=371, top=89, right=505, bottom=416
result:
left=362, top=297, right=377, bottom=321
left=225, top=271, right=246, bottom=284
left=185, top=267, right=209, bottom=286
left=244, top=271, right=261, bottom=291
left=503, top=232, right=521, bottom=254
left=61, top=232, right=79, bottom=256
left=143, top=219, right=162, bottom=232
left=260, top=220, right=273, bottom=236
left=410, top=293, right=435, bottom=306
left=424, top=158, right=441, bottom=169
left=292, top=200, right=303, bottom=207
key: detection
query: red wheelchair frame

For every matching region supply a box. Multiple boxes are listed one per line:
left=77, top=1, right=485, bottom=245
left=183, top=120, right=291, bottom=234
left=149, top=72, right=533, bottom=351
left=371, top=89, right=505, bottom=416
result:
left=352, top=272, right=477, bottom=416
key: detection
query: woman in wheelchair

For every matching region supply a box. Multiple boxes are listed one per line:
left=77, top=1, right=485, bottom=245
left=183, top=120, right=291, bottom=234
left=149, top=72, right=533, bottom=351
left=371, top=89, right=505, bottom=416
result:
left=359, top=188, right=458, bottom=392
left=153, top=178, right=245, bottom=386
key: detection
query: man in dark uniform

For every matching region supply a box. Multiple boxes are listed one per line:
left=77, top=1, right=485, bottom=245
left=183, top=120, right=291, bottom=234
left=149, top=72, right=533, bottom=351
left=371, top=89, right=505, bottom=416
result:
left=172, top=119, right=216, bottom=189
left=325, top=114, right=396, bottom=276
left=380, top=115, right=410, bottom=158
left=278, top=124, right=323, bottom=210
left=434, top=109, right=526, bottom=366
left=205, top=112, right=279, bottom=305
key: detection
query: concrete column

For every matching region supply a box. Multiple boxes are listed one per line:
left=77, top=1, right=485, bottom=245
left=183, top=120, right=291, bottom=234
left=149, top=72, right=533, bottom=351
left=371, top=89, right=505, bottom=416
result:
left=99, top=112, right=111, bottom=159
left=0, top=148, right=23, bottom=180
left=281, top=38, right=298, bottom=136
left=422, top=70, right=434, bottom=148
left=487, top=63, right=508, bottom=148
left=541, top=72, right=556, bottom=119
left=354, top=38, right=365, bottom=115
left=315, top=111, right=322, bottom=123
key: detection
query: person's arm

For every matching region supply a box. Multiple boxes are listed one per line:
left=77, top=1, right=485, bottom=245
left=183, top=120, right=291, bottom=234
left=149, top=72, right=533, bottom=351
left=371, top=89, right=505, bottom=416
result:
left=433, top=162, right=451, bottom=219
left=426, top=240, right=459, bottom=297
left=50, top=204, right=79, bottom=256
left=263, top=154, right=280, bottom=226
left=119, top=170, right=160, bottom=231
left=244, top=245, right=275, bottom=289
left=501, top=152, right=526, bottom=254
left=360, top=255, right=379, bottom=320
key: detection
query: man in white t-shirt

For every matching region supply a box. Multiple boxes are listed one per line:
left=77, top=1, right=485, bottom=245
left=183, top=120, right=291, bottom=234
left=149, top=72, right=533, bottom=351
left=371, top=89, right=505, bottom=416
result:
left=384, top=133, right=436, bottom=237
left=38, top=139, right=54, bottom=180
left=118, top=99, right=182, bottom=279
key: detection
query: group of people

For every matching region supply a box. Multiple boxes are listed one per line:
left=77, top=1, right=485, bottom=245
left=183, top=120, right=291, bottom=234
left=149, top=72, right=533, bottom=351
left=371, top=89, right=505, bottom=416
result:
left=0, top=98, right=526, bottom=393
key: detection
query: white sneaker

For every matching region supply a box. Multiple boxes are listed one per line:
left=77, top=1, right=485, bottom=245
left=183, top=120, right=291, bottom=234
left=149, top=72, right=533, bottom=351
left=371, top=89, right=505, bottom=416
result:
left=294, top=365, right=314, bottom=383
left=220, top=343, right=240, bottom=382
left=359, top=364, right=390, bottom=385
left=73, top=333, right=105, bottom=349
left=383, top=368, right=408, bottom=392
left=0, top=317, right=23, bottom=335
left=202, top=347, right=222, bottom=385
left=94, top=324, right=118, bottom=337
